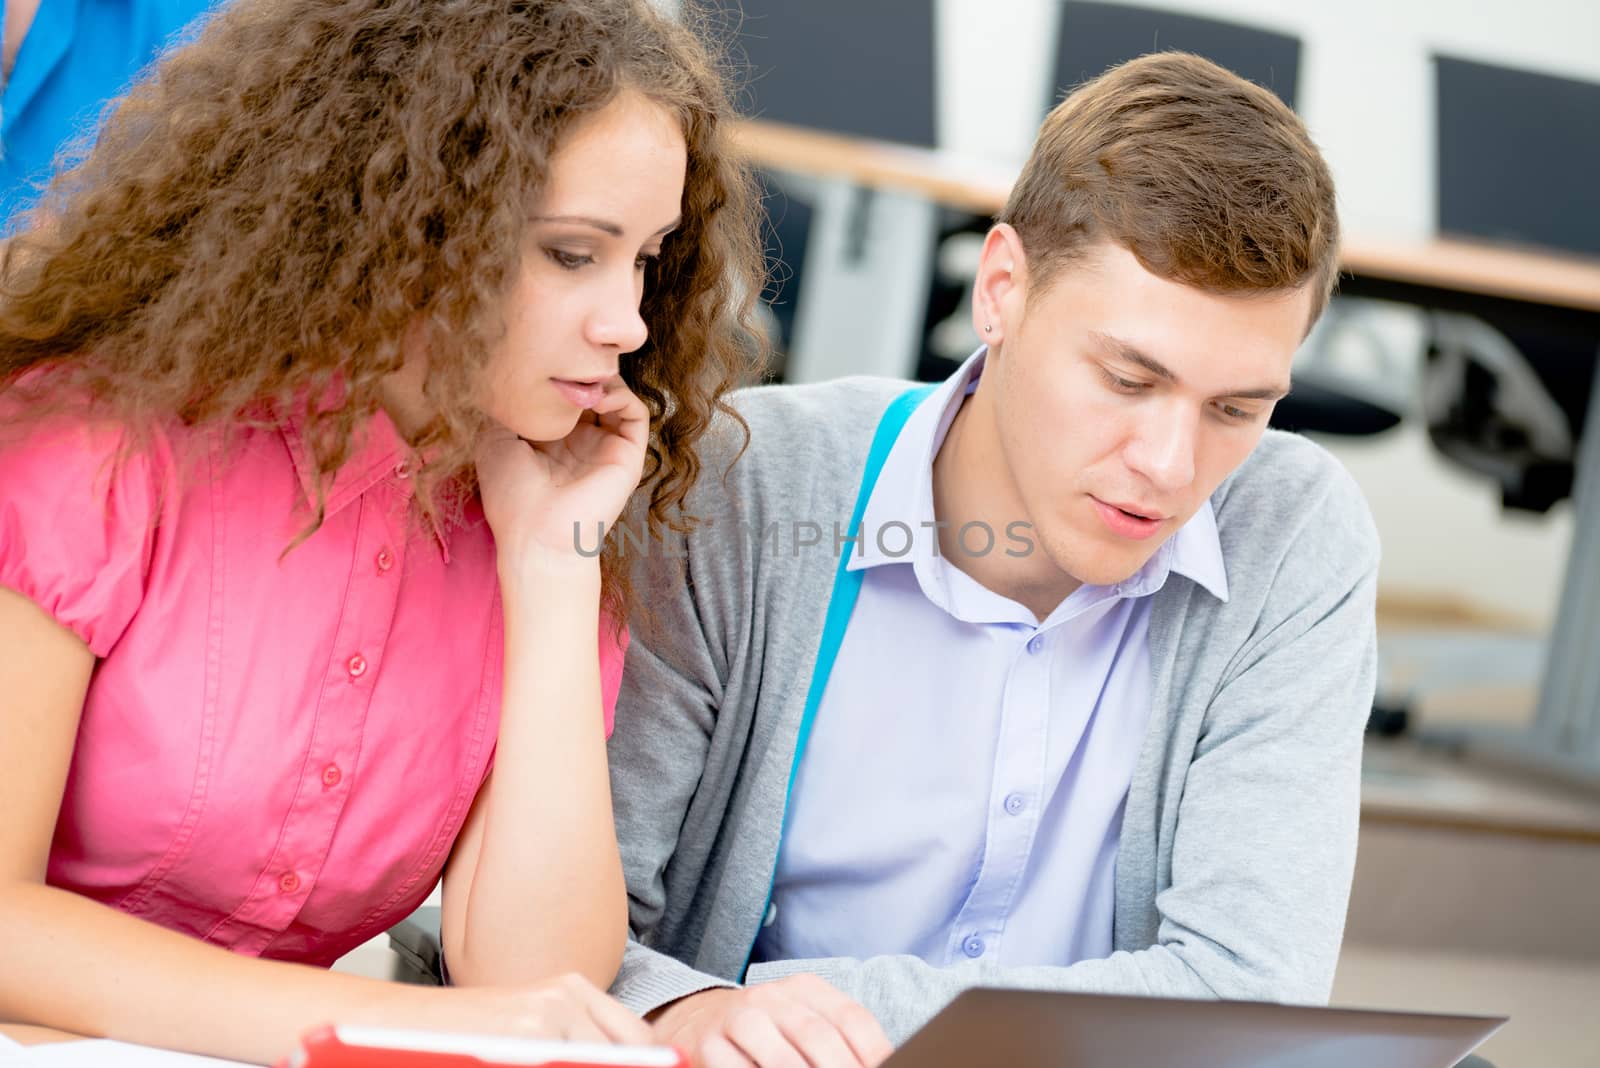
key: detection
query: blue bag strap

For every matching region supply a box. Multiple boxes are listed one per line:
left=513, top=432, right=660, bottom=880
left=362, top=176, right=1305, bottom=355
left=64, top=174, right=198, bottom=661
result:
left=742, top=382, right=937, bottom=972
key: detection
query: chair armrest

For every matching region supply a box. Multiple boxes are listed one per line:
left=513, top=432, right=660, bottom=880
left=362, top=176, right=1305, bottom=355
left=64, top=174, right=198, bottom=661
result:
left=386, top=904, right=444, bottom=986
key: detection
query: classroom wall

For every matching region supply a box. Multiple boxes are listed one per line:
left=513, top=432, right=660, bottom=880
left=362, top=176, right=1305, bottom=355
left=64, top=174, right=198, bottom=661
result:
left=933, top=0, right=1600, bottom=629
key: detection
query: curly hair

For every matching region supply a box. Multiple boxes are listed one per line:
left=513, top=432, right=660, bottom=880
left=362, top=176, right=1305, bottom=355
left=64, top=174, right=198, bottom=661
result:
left=0, top=0, right=767, bottom=620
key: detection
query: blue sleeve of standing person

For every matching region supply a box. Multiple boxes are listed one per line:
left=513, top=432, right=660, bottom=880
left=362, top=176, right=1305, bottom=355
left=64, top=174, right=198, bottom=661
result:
left=0, top=0, right=221, bottom=227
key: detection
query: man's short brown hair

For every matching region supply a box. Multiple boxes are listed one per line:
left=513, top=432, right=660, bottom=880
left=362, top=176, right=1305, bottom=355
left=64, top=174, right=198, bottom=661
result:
left=1000, top=51, right=1339, bottom=320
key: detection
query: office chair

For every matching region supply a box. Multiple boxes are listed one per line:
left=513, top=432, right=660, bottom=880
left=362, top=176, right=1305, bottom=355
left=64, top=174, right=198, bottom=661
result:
left=389, top=903, right=444, bottom=986
left=1423, top=55, right=1600, bottom=511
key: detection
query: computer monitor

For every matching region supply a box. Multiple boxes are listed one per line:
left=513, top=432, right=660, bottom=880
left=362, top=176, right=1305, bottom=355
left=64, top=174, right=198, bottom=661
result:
left=1052, top=1, right=1299, bottom=107
left=705, top=0, right=937, bottom=146
left=1435, top=55, right=1600, bottom=259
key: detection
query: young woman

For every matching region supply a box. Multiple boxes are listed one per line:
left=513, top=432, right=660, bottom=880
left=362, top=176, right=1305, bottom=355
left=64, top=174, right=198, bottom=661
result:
left=0, top=0, right=763, bottom=1062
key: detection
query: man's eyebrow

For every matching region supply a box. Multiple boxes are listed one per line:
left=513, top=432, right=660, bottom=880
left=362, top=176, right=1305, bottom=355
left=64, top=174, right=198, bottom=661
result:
left=1222, top=382, right=1294, bottom=401
left=1093, top=331, right=1176, bottom=382
left=532, top=214, right=682, bottom=238
left=1090, top=330, right=1291, bottom=401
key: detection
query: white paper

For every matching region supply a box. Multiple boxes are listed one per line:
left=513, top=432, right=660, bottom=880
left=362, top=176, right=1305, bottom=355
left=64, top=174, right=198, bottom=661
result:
left=8, top=1039, right=255, bottom=1067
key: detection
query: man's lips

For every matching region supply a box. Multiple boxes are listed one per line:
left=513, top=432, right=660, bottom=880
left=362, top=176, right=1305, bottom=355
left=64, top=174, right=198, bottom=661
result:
left=1090, top=496, right=1167, bottom=540
left=1093, top=497, right=1167, bottom=521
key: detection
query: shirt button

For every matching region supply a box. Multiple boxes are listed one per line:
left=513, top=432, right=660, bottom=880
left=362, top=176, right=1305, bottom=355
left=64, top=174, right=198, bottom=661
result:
left=346, top=654, right=368, bottom=679
left=1027, top=635, right=1044, bottom=655
left=321, top=764, right=342, bottom=788
left=1004, top=792, right=1026, bottom=816
left=962, top=935, right=985, bottom=958
left=763, top=902, right=778, bottom=929
left=394, top=460, right=412, bottom=479
left=376, top=547, right=395, bottom=573
left=278, top=872, right=301, bottom=894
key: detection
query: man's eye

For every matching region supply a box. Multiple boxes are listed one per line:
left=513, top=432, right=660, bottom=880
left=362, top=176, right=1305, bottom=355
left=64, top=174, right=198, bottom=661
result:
left=1100, top=368, right=1146, bottom=393
left=1216, top=402, right=1259, bottom=422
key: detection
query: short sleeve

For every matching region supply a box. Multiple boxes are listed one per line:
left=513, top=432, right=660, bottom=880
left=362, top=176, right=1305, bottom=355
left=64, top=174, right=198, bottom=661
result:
left=598, top=614, right=630, bottom=739
left=0, top=418, right=167, bottom=657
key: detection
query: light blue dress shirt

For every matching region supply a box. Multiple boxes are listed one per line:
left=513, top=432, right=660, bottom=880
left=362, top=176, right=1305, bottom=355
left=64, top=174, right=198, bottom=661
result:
left=753, top=349, right=1230, bottom=969
left=1, top=0, right=218, bottom=226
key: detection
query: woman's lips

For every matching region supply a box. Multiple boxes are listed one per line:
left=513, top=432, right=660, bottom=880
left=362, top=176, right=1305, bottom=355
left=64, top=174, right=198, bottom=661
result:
left=551, top=378, right=608, bottom=409
left=1091, top=496, right=1165, bottom=540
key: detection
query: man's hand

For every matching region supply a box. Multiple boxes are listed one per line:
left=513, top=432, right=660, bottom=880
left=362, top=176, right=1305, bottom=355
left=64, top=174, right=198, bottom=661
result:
left=650, top=976, right=893, bottom=1068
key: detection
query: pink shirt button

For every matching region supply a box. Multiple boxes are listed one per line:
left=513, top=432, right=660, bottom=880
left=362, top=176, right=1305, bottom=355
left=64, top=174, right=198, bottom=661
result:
left=346, top=654, right=367, bottom=679
left=321, top=764, right=342, bottom=788
left=394, top=460, right=412, bottom=480
left=375, top=547, right=394, bottom=573
left=278, top=872, right=301, bottom=894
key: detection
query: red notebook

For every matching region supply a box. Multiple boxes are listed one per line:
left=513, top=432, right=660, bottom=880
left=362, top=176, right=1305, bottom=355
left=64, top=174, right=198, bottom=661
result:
left=277, top=1025, right=689, bottom=1068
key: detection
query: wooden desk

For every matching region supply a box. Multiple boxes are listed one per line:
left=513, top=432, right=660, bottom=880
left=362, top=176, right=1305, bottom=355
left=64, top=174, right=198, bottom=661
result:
left=732, top=120, right=1014, bottom=217
left=0, top=1022, right=78, bottom=1046
left=1363, top=738, right=1600, bottom=844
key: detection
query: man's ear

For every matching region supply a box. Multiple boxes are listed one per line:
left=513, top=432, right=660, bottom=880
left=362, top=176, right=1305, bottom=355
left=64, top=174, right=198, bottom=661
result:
left=970, top=223, right=1028, bottom=348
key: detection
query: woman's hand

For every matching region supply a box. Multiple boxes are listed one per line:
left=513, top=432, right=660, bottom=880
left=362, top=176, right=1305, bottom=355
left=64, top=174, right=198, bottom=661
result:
left=475, top=379, right=648, bottom=571
left=410, top=973, right=654, bottom=1046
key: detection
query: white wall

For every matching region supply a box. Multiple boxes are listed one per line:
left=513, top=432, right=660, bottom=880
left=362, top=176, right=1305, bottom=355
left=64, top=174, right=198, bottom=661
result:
left=932, top=0, right=1599, bottom=627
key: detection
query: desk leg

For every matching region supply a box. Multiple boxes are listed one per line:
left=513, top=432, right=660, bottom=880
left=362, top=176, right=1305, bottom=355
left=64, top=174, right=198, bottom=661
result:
left=1534, top=348, right=1600, bottom=760
left=1423, top=355, right=1600, bottom=789
left=782, top=177, right=938, bottom=384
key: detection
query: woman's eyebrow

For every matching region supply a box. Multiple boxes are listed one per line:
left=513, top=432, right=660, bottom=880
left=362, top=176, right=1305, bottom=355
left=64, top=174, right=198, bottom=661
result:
left=532, top=214, right=682, bottom=237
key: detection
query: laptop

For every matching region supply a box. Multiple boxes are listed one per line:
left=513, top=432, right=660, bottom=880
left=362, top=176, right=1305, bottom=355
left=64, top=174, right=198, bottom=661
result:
left=883, top=988, right=1506, bottom=1068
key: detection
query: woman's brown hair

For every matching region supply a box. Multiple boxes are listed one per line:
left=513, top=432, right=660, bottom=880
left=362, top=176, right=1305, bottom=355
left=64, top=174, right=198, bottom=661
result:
left=0, top=0, right=767, bottom=619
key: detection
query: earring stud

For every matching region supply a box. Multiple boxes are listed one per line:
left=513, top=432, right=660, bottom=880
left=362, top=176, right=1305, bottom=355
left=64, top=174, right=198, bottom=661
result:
left=984, top=324, right=993, bottom=334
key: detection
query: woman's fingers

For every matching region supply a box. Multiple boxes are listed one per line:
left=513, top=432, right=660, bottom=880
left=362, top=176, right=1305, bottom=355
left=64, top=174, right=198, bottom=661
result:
left=587, top=379, right=650, bottom=450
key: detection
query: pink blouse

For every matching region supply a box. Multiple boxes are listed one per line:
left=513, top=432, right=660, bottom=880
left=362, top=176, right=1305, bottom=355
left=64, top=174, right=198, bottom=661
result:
left=0, top=405, right=626, bottom=967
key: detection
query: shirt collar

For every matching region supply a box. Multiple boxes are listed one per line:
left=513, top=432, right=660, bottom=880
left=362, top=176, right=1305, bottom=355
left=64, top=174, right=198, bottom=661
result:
left=848, top=349, right=983, bottom=572
left=1164, top=497, right=1229, bottom=602
left=277, top=399, right=451, bottom=558
left=847, top=346, right=1229, bottom=604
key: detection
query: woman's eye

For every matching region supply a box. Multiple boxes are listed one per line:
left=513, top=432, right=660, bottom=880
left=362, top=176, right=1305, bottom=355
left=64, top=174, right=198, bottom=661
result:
left=545, top=248, right=592, bottom=270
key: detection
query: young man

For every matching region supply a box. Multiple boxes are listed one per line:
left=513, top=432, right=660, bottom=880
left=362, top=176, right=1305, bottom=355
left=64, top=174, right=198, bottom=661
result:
left=607, top=52, right=1378, bottom=1068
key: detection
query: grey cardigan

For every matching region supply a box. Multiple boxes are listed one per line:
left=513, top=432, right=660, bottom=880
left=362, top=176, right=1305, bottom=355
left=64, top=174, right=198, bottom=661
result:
left=607, top=376, right=1379, bottom=1042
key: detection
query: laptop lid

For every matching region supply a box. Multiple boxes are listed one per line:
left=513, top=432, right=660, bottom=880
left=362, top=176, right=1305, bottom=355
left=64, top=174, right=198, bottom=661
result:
left=884, top=988, right=1505, bottom=1068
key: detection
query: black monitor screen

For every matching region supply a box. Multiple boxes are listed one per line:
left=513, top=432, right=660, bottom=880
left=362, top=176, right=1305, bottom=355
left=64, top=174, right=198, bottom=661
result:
left=1054, top=1, right=1299, bottom=108
left=708, top=0, right=937, bottom=147
left=1436, top=55, right=1600, bottom=257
